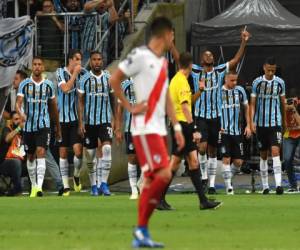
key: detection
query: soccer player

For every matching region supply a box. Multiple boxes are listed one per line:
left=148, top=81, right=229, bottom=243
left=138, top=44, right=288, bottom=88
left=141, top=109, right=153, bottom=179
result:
left=110, top=17, right=185, bottom=248
left=115, top=78, right=140, bottom=200
left=16, top=56, right=61, bottom=197
left=191, top=29, right=250, bottom=194
left=78, top=51, right=114, bottom=196
left=220, top=71, right=251, bottom=194
left=250, top=57, right=286, bottom=195
left=160, top=52, right=222, bottom=210
left=56, top=50, right=86, bottom=196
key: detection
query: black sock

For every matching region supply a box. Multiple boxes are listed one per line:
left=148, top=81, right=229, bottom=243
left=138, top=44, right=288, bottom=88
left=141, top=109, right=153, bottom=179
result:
left=161, top=170, right=176, bottom=202
left=189, top=168, right=208, bottom=203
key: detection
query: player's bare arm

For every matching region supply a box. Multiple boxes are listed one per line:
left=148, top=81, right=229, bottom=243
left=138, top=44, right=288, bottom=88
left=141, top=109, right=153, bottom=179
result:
left=78, top=92, right=86, bottom=138
left=115, top=102, right=124, bottom=145
left=228, top=28, right=251, bottom=70
left=244, top=103, right=252, bottom=138
left=250, top=96, right=256, bottom=133
left=192, top=80, right=205, bottom=104
left=48, top=97, right=62, bottom=142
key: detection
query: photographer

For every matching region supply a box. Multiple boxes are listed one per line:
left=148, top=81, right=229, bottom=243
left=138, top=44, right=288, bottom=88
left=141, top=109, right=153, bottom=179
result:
left=283, top=95, right=300, bottom=192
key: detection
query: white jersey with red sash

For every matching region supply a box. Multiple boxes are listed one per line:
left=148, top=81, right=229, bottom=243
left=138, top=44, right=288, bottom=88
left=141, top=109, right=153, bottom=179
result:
left=118, top=46, right=168, bottom=136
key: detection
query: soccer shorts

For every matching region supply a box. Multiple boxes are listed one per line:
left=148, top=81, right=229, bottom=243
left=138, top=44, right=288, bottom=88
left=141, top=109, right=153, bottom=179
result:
left=171, top=121, right=197, bottom=157
left=220, top=134, right=244, bottom=159
left=195, top=117, right=221, bottom=147
left=132, top=134, right=169, bottom=178
left=23, top=128, right=51, bottom=154
left=256, top=126, right=282, bottom=151
left=84, top=123, right=113, bottom=149
left=125, top=132, right=135, bottom=154
left=59, top=121, right=82, bottom=147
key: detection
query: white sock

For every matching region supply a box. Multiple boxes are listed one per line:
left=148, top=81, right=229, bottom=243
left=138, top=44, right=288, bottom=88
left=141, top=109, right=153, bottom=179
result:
left=199, top=153, right=208, bottom=180
left=86, top=149, right=96, bottom=186
left=101, top=145, right=112, bottom=184
left=96, top=158, right=102, bottom=188
left=73, top=156, right=82, bottom=178
left=208, top=157, right=217, bottom=188
left=273, top=156, right=282, bottom=187
left=222, top=164, right=232, bottom=190
left=128, top=163, right=138, bottom=194
left=27, top=159, right=37, bottom=188
left=36, top=158, right=46, bottom=190
left=260, top=158, right=269, bottom=190
left=59, top=158, right=69, bottom=189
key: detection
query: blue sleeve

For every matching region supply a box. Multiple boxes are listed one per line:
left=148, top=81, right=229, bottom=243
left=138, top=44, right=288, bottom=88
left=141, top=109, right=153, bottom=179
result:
left=278, top=79, right=286, bottom=96
left=239, top=86, right=248, bottom=104
left=17, top=79, right=27, bottom=97
left=251, top=78, right=260, bottom=97
left=57, top=68, right=66, bottom=87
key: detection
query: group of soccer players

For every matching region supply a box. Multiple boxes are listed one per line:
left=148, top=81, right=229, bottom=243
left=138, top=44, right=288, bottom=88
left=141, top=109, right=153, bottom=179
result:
left=14, top=15, right=288, bottom=247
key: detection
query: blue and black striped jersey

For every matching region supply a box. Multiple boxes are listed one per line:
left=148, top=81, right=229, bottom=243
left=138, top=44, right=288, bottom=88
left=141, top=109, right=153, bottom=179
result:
left=17, top=77, right=55, bottom=132
left=221, top=85, right=248, bottom=135
left=191, top=63, right=229, bottom=119
left=251, top=75, right=285, bottom=127
left=121, top=79, right=136, bottom=133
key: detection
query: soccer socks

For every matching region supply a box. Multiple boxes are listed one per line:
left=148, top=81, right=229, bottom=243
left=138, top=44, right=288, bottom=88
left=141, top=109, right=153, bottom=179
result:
left=199, top=153, right=208, bottom=180
left=273, top=156, right=282, bottom=187
left=128, top=163, right=138, bottom=194
left=27, top=159, right=37, bottom=188
left=189, top=168, right=208, bottom=203
left=101, top=144, right=112, bottom=184
left=222, top=164, right=232, bottom=190
left=73, top=156, right=82, bottom=178
left=86, top=149, right=97, bottom=186
left=36, top=158, right=46, bottom=190
left=138, top=175, right=168, bottom=227
left=59, top=158, right=69, bottom=189
left=260, top=158, right=269, bottom=190
left=208, top=157, right=217, bottom=188
left=96, top=158, right=102, bottom=188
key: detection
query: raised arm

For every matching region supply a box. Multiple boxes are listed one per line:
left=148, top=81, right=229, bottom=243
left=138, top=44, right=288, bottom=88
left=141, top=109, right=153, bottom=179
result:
left=228, top=29, right=250, bottom=70
left=107, top=0, right=118, bottom=24
left=58, top=65, right=81, bottom=93
left=84, top=0, right=104, bottom=12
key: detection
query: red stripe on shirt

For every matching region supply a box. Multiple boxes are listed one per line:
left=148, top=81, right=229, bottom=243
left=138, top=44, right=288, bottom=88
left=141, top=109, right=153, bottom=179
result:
left=144, top=60, right=168, bottom=124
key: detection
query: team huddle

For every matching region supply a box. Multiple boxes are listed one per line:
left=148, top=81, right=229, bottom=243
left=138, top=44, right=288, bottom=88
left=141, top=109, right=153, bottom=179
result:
left=15, top=16, right=288, bottom=248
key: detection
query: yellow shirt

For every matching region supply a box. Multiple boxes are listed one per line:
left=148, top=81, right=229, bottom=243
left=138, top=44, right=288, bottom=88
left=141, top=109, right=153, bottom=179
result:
left=169, top=71, right=192, bottom=122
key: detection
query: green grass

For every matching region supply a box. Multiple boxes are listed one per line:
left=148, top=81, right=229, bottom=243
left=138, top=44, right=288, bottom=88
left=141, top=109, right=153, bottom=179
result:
left=0, top=193, right=300, bottom=250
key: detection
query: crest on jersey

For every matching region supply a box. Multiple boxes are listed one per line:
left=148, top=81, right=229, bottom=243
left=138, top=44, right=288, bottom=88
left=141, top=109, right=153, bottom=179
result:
left=85, top=138, right=90, bottom=145
left=153, top=154, right=161, bottom=164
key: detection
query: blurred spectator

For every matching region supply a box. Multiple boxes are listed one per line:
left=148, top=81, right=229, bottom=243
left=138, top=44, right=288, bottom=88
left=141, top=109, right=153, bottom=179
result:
left=283, top=96, right=300, bottom=192
left=36, top=0, right=64, bottom=61
left=0, top=111, right=25, bottom=196
left=3, top=70, right=28, bottom=120
left=83, top=0, right=118, bottom=66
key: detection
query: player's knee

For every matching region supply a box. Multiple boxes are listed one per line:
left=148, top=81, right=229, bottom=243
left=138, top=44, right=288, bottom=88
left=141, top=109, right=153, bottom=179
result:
left=128, top=154, right=137, bottom=165
left=188, top=158, right=199, bottom=170
left=36, top=147, right=46, bottom=158
left=102, top=144, right=112, bottom=160
left=222, top=158, right=231, bottom=165
left=234, top=159, right=243, bottom=168
left=73, top=145, right=83, bottom=158
left=271, top=147, right=280, bottom=157
left=157, top=168, right=171, bottom=182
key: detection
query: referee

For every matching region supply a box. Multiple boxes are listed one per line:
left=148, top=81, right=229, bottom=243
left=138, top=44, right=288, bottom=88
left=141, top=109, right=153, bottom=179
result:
left=158, top=52, right=222, bottom=210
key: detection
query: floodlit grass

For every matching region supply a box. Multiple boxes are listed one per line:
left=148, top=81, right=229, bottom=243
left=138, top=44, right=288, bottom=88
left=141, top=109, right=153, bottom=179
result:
left=0, top=193, right=300, bottom=250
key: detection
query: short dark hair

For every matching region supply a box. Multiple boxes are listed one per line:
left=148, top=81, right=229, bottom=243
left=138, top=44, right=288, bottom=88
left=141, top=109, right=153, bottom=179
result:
left=149, top=16, right=173, bottom=37
left=90, top=51, right=102, bottom=58
left=264, top=57, right=276, bottom=65
left=32, top=56, right=43, bottom=62
left=16, top=70, right=27, bottom=80
left=10, top=111, right=18, bottom=118
left=226, top=70, right=238, bottom=76
left=179, top=52, right=192, bottom=69
left=67, top=49, right=82, bottom=64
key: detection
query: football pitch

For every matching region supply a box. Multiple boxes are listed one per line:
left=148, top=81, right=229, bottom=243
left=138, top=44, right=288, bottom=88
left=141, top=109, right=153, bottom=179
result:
left=1, top=193, right=300, bottom=250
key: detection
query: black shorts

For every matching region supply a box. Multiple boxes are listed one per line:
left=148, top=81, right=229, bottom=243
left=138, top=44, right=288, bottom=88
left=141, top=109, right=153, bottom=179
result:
left=124, top=132, right=135, bottom=154
left=60, top=122, right=82, bottom=147
left=171, top=121, right=197, bottom=157
left=84, top=124, right=113, bottom=149
left=23, top=128, right=51, bottom=154
left=195, top=117, right=221, bottom=147
left=256, top=126, right=282, bottom=151
left=220, top=134, right=244, bottom=159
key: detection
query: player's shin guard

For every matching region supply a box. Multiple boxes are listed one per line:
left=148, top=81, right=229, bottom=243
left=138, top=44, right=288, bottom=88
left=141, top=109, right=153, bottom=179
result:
left=138, top=175, right=168, bottom=227
left=59, top=158, right=69, bottom=188
left=128, top=163, right=138, bottom=194
left=260, top=158, right=269, bottom=190
left=273, top=156, right=282, bottom=187
left=36, top=158, right=46, bottom=190
left=222, top=164, right=233, bottom=190
left=96, top=158, right=102, bottom=188
left=208, top=157, right=217, bottom=188
left=73, top=156, right=82, bottom=178
left=101, top=144, right=112, bottom=184
left=86, top=149, right=97, bottom=186
left=189, top=168, right=208, bottom=203
left=199, top=153, right=208, bottom=180
left=27, top=159, right=37, bottom=188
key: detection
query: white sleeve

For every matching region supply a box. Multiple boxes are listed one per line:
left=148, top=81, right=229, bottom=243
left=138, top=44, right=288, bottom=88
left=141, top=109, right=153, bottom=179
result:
left=118, top=48, right=143, bottom=77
